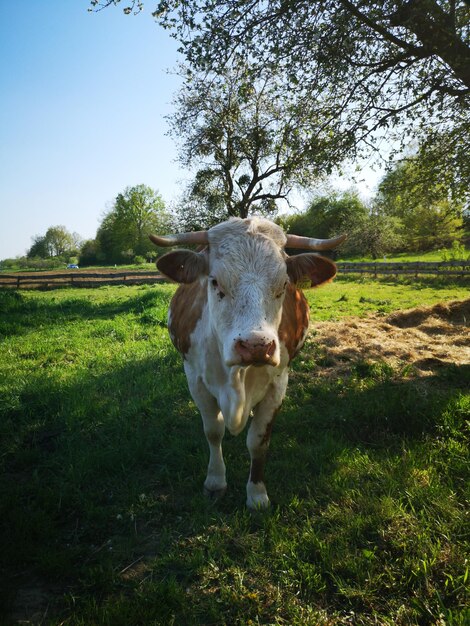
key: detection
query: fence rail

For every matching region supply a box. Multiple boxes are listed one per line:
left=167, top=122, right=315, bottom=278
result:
left=336, top=260, right=470, bottom=277
left=1, top=261, right=469, bottom=289
left=0, top=270, right=166, bottom=289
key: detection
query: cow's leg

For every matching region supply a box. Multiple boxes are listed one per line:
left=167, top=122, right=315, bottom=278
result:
left=186, top=370, right=227, bottom=498
left=246, top=371, right=288, bottom=509
left=202, top=406, right=227, bottom=499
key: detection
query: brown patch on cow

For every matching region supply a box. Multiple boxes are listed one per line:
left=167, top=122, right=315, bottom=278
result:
left=259, top=409, right=279, bottom=446
left=250, top=409, right=278, bottom=484
left=278, top=283, right=310, bottom=362
left=250, top=457, right=266, bottom=484
left=286, top=253, right=336, bottom=287
left=260, top=419, right=274, bottom=447
left=169, top=281, right=207, bottom=356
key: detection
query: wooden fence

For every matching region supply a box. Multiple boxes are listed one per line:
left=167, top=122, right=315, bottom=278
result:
left=1, top=261, right=469, bottom=289
left=0, top=270, right=166, bottom=289
left=336, top=260, right=470, bottom=278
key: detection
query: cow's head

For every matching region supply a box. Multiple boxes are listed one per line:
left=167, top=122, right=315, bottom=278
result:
left=150, top=218, right=345, bottom=368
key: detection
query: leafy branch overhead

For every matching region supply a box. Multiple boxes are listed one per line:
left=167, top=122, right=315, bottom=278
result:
left=94, top=0, right=470, bottom=202
left=168, top=63, right=350, bottom=219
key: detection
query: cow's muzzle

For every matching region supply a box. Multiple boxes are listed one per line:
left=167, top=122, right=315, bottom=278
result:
left=234, top=338, right=277, bottom=366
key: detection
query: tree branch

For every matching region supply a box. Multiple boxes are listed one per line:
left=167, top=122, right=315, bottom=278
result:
left=389, top=0, right=470, bottom=89
left=338, top=0, right=425, bottom=54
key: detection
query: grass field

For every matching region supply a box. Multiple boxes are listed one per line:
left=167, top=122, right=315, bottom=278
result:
left=0, top=277, right=469, bottom=625
left=336, top=245, right=470, bottom=263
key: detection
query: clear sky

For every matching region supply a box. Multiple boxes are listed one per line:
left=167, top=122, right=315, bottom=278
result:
left=0, top=0, right=184, bottom=259
left=0, top=1, right=381, bottom=261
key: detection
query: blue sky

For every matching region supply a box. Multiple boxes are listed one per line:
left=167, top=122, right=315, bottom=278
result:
left=0, top=0, right=184, bottom=259
left=0, top=1, right=381, bottom=260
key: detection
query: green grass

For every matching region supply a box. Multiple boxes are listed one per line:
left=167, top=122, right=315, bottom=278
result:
left=305, top=275, right=469, bottom=320
left=337, top=247, right=470, bottom=263
left=0, top=280, right=468, bottom=625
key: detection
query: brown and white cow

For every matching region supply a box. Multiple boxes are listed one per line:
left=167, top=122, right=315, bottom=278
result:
left=150, top=217, right=344, bottom=509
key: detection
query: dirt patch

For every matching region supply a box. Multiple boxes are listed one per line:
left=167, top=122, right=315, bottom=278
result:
left=312, top=298, right=469, bottom=378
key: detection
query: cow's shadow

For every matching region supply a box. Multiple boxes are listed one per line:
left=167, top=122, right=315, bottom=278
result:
left=1, top=335, right=467, bottom=621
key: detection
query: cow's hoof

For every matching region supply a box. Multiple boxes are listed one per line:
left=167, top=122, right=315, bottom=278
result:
left=203, top=485, right=227, bottom=501
left=246, top=493, right=270, bottom=511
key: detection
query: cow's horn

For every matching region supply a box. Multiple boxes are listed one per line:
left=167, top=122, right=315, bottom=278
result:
left=285, top=233, right=347, bottom=250
left=149, top=231, right=209, bottom=247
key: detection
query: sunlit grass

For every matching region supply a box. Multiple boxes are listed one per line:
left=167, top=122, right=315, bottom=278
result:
left=337, top=246, right=470, bottom=263
left=0, top=282, right=468, bottom=625
left=307, top=275, right=468, bottom=320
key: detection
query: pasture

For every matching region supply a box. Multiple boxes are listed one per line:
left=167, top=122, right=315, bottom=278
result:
left=0, top=278, right=469, bottom=625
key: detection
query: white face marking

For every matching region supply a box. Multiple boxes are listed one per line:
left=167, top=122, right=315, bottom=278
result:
left=206, top=218, right=289, bottom=368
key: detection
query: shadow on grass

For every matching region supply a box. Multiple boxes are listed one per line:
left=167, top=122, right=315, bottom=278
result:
left=0, top=287, right=174, bottom=338
left=1, top=335, right=468, bottom=624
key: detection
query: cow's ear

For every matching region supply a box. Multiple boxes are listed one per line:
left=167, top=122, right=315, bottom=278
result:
left=157, top=249, right=208, bottom=284
left=286, top=253, right=336, bottom=287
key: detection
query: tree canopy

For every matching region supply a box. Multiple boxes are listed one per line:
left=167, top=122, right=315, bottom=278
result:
left=96, top=184, right=172, bottom=263
left=94, top=0, right=469, bottom=197
left=278, top=191, right=403, bottom=259
left=27, top=226, right=82, bottom=259
left=376, top=155, right=465, bottom=250
left=170, top=62, right=348, bottom=220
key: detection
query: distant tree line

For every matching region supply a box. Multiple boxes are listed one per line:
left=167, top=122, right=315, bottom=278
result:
left=1, top=156, right=468, bottom=271
left=279, top=155, right=467, bottom=260
left=0, top=185, right=173, bottom=270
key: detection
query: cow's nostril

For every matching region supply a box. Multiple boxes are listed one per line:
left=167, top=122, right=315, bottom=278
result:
left=266, top=340, right=276, bottom=357
left=235, top=339, right=277, bottom=364
left=235, top=340, right=251, bottom=358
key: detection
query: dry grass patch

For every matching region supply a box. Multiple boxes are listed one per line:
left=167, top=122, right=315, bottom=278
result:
left=312, top=298, right=469, bottom=378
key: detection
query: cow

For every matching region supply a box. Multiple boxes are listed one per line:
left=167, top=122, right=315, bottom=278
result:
left=150, top=217, right=345, bottom=509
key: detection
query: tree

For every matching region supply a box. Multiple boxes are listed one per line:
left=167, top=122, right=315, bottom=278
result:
left=92, top=1, right=469, bottom=194
left=279, top=191, right=368, bottom=239
left=78, top=239, right=104, bottom=266
left=376, top=156, right=464, bottom=250
left=92, top=0, right=470, bottom=216
left=278, top=190, right=402, bottom=258
left=27, top=235, right=49, bottom=259
left=45, top=226, right=81, bottom=257
left=344, top=212, right=404, bottom=259
left=96, top=184, right=172, bottom=263
left=27, top=226, right=81, bottom=259
left=172, top=188, right=229, bottom=232
left=169, top=62, right=346, bottom=220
